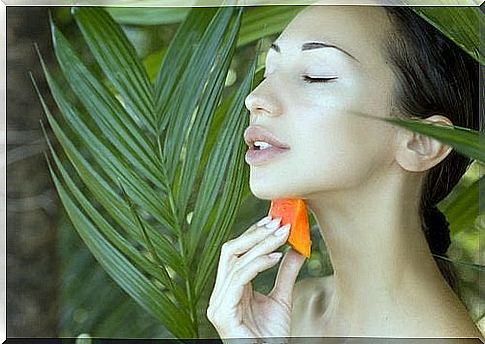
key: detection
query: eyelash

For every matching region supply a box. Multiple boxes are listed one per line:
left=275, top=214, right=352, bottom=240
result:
left=302, top=76, right=338, bottom=83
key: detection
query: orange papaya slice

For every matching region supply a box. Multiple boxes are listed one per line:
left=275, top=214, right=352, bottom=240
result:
left=268, top=198, right=311, bottom=258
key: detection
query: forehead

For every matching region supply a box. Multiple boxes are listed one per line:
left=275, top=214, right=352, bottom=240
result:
left=273, top=5, right=393, bottom=65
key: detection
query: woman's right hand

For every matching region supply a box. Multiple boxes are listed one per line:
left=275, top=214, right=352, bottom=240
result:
left=206, top=215, right=306, bottom=341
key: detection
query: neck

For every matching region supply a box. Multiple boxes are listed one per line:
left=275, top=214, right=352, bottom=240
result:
left=304, top=169, right=453, bottom=333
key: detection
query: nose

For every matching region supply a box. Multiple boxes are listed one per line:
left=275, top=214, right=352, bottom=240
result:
left=244, top=83, right=282, bottom=119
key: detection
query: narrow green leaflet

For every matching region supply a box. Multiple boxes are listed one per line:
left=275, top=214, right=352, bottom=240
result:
left=173, top=7, right=243, bottom=225
left=162, top=7, right=236, bottom=186
left=73, top=7, right=156, bottom=134
left=154, top=8, right=217, bottom=132
left=411, top=6, right=484, bottom=65
left=381, top=117, right=484, bottom=163
left=441, top=175, right=484, bottom=235
left=237, top=6, right=302, bottom=46
left=195, top=130, right=249, bottom=300
left=187, top=59, right=256, bottom=260
left=190, top=55, right=257, bottom=298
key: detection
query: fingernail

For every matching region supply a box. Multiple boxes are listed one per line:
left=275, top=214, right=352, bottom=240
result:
left=268, top=252, right=282, bottom=259
left=257, top=216, right=272, bottom=226
left=266, top=217, right=282, bottom=229
left=275, top=223, right=290, bottom=236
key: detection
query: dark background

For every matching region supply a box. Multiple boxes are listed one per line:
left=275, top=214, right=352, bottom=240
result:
left=7, top=7, right=59, bottom=336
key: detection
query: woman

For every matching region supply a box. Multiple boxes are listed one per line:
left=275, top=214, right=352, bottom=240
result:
left=206, top=4, right=484, bottom=340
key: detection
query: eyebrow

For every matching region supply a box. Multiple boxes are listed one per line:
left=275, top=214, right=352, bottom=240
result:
left=270, top=41, right=360, bottom=63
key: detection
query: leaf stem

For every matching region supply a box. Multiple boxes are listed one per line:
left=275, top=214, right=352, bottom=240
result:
left=117, top=176, right=177, bottom=292
left=157, top=135, right=199, bottom=337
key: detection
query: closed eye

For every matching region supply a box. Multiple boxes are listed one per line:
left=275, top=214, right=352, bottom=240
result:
left=302, top=75, right=338, bottom=83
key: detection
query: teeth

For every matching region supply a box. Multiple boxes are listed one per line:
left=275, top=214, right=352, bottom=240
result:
left=254, top=141, right=273, bottom=150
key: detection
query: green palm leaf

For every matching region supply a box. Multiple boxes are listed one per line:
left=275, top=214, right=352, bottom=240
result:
left=141, top=6, right=303, bottom=81
left=382, top=117, right=484, bottom=163
left=50, top=168, right=193, bottom=339
left=33, top=76, right=192, bottom=335
left=411, top=6, right=484, bottom=65
left=154, top=8, right=218, bottom=133
left=441, top=174, right=484, bottom=235
left=43, top=29, right=179, bottom=236
left=190, top=54, right=257, bottom=295
left=166, top=8, right=243, bottom=225
left=73, top=7, right=157, bottom=135
left=238, top=6, right=302, bottom=46
left=40, top=123, right=193, bottom=337
left=35, top=5, right=255, bottom=338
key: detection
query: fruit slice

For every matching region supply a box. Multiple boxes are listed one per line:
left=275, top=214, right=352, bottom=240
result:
left=268, top=198, right=311, bottom=258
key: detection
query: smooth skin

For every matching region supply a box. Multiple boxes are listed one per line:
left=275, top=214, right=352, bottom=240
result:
left=207, top=5, right=485, bottom=341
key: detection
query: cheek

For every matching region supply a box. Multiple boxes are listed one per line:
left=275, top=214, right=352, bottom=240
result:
left=290, top=111, right=396, bottom=189
left=295, top=75, right=395, bottom=179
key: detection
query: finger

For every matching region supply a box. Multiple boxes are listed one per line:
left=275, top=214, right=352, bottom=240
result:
left=244, top=215, right=273, bottom=235
left=252, top=215, right=273, bottom=229
left=236, top=223, right=290, bottom=268
left=213, top=216, right=274, bottom=282
left=220, top=217, right=282, bottom=258
left=214, top=252, right=283, bottom=311
left=212, top=218, right=281, bottom=299
left=268, top=248, right=306, bottom=308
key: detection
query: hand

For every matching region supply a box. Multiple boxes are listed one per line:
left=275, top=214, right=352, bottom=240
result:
left=206, top=216, right=306, bottom=341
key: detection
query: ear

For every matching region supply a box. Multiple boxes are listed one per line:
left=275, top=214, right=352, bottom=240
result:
left=395, top=115, right=454, bottom=172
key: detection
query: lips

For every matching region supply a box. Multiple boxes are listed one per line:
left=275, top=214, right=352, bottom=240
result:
left=243, top=126, right=291, bottom=150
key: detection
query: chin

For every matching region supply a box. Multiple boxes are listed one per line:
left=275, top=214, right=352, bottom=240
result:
left=249, top=182, right=274, bottom=200
left=249, top=173, right=300, bottom=200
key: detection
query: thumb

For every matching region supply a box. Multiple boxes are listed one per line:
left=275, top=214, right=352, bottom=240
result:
left=268, top=248, right=306, bottom=308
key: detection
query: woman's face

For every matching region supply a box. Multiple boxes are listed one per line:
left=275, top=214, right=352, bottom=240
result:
left=244, top=5, right=400, bottom=200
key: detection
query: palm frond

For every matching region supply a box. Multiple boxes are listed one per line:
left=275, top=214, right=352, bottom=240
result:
left=154, top=8, right=218, bottom=133
left=354, top=112, right=484, bottom=163
left=382, top=117, right=484, bottom=163
left=411, top=6, right=484, bottom=65
left=237, top=6, right=303, bottom=46
left=190, top=55, right=258, bottom=298
left=35, top=5, right=256, bottom=338
left=43, top=141, right=194, bottom=337
left=441, top=174, right=484, bottom=235
left=73, top=7, right=157, bottom=135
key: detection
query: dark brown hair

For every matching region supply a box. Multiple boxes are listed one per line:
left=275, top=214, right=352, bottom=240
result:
left=383, top=6, right=482, bottom=295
